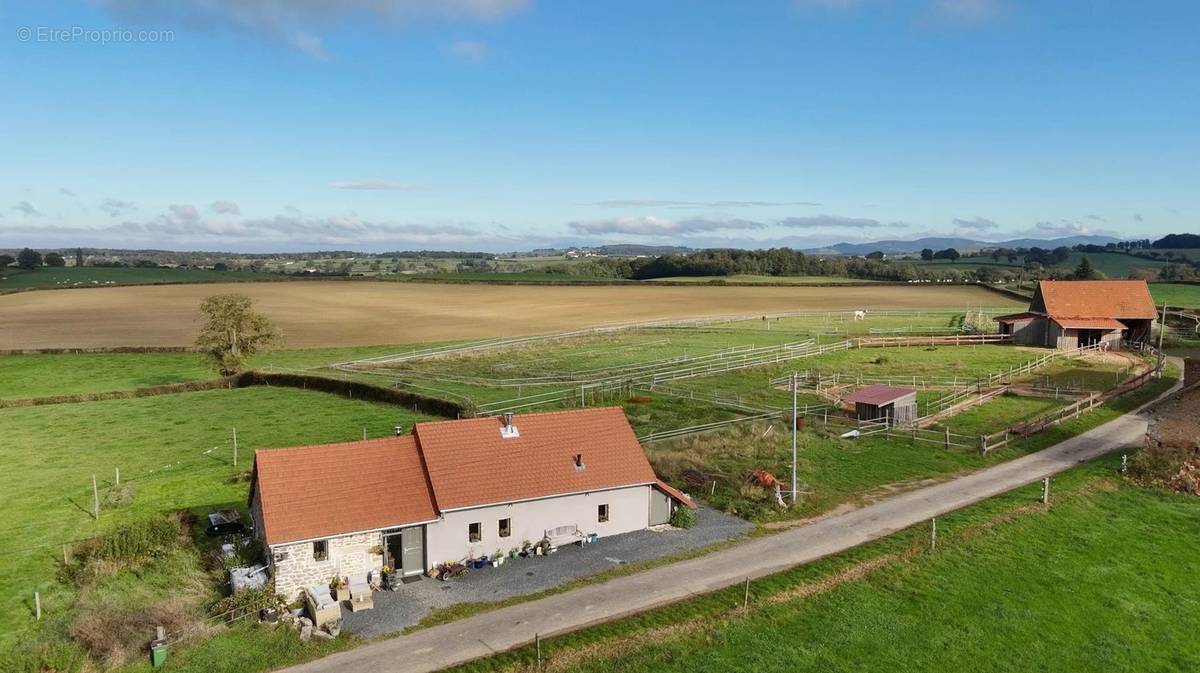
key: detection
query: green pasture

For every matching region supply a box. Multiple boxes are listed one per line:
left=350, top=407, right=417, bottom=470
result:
left=646, top=367, right=1174, bottom=522
left=1150, top=282, right=1200, bottom=308
left=0, top=266, right=279, bottom=291
left=0, top=388, right=432, bottom=658
left=646, top=275, right=879, bottom=284
left=450, top=455, right=1200, bottom=673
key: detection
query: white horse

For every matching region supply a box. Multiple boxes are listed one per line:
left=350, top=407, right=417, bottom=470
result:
left=853, top=309, right=867, bottom=321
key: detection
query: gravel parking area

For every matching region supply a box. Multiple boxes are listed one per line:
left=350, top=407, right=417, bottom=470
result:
left=341, top=506, right=751, bottom=639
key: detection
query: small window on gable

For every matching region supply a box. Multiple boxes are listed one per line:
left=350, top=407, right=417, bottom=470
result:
left=598, top=504, right=610, bottom=523
left=469, top=522, right=482, bottom=543
left=313, top=539, right=328, bottom=562
left=499, top=518, right=511, bottom=538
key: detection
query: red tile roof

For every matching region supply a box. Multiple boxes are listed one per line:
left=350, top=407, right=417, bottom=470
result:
left=844, top=384, right=917, bottom=405
left=253, top=436, right=438, bottom=546
left=414, top=407, right=657, bottom=511
left=252, top=407, right=664, bottom=544
left=1051, top=317, right=1127, bottom=330
left=654, top=479, right=695, bottom=509
left=1035, top=280, right=1157, bottom=320
left=993, top=311, right=1040, bottom=323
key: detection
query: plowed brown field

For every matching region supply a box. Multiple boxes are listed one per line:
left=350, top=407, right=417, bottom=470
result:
left=0, top=281, right=1020, bottom=349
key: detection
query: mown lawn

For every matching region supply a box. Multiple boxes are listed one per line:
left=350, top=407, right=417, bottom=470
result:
left=0, top=388, right=433, bottom=660
left=449, top=456, right=1200, bottom=673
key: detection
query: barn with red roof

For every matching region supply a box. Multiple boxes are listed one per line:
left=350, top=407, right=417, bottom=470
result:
left=994, top=280, right=1157, bottom=349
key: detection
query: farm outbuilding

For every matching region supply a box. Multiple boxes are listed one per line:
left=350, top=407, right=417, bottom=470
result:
left=994, top=280, right=1157, bottom=350
left=845, top=385, right=918, bottom=427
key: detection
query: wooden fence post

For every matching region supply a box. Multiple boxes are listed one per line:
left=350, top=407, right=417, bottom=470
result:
left=92, top=475, right=99, bottom=518
left=930, top=517, right=937, bottom=552
left=1042, top=477, right=1050, bottom=504
left=35, top=591, right=41, bottom=620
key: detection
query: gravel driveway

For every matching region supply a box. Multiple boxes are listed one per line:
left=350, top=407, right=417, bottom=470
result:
left=341, top=506, right=751, bottom=639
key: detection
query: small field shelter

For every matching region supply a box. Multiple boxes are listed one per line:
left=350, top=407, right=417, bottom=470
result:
left=845, top=385, right=918, bottom=426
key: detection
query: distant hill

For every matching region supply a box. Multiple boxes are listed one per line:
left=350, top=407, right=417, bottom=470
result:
left=808, top=235, right=1123, bottom=256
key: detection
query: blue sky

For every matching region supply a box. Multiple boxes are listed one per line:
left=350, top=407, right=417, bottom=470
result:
left=1, top=1, right=1196, bottom=252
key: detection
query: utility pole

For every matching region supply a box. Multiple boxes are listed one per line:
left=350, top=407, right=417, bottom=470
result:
left=1156, top=301, right=1167, bottom=377
left=791, top=372, right=798, bottom=505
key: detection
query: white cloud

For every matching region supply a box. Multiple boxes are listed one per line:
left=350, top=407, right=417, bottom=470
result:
left=210, top=200, right=242, bottom=215
left=778, top=214, right=899, bottom=229
left=1133, top=213, right=1144, bottom=222
left=11, top=200, right=41, bottom=217
left=951, top=216, right=1000, bottom=234
left=568, top=215, right=765, bottom=237
left=60, top=187, right=78, bottom=198
left=591, top=198, right=821, bottom=208
left=169, top=203, right=201, bottom=222
left=99, top=198, right=137, bottom=218
left=449, top=39, right=489, bottom=62
left=0, top=205, right=482, bottom=247
left=331, top=180, right=426, bottom=191
left=92, top=0, right=530, bottom=58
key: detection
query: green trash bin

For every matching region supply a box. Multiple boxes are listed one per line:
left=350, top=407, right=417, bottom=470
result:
left=150, top=640, right=168, bottom=668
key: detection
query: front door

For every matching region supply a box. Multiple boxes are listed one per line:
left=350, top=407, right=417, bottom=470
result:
left=385, top=526, right=426, bottom=576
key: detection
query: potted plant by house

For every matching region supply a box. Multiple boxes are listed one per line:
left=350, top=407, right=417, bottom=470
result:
left=491, top=549, right=504, bottom=567
left=380, top=566, right=397, bottom=590
left=330, top=576, right=349, bottom=603
left=519, top=540, right=532, bottom=558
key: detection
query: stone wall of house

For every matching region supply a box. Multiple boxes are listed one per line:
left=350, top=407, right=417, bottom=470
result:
left=270, top=531, right=384, bottom=600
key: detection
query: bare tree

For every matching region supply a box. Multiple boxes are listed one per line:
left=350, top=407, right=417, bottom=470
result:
left=195, top=294, right=280, bottom=375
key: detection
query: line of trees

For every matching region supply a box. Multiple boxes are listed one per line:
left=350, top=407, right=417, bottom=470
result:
left=0, top=248, right=70, bottom=271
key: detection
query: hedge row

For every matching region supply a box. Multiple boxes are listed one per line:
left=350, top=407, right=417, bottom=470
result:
left=0, top=377, right=236, bottom=408
left=231, top=370, right=467, bottom=418
left=0, top=345, right=196, bottom=355
left=0, top=370, right=467, bottom=418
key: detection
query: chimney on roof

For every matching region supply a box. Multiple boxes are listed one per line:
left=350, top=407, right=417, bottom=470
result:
left=500, top=412, right=519, bottom=438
